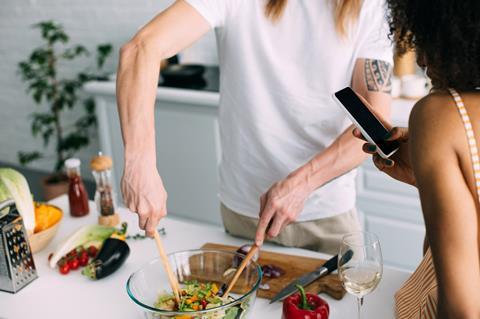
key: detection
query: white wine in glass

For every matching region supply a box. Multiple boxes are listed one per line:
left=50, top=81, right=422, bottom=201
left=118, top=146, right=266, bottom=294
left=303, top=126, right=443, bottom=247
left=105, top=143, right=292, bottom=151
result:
left=338, top=231, right=382, bottom=319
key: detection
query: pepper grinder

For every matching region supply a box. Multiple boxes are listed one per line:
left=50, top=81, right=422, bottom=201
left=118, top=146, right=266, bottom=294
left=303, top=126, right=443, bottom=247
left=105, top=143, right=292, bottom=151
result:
left=90, top=153, right=120, bottom=227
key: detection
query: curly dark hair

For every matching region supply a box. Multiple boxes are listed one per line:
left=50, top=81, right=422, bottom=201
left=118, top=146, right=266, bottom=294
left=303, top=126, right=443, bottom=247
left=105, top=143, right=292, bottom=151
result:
left=386, top=0, right=480, bottom=91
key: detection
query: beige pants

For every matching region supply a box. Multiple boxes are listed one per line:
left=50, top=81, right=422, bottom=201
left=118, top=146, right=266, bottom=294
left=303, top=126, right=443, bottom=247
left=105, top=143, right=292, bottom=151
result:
left=220, top=203, right=362, bottom=255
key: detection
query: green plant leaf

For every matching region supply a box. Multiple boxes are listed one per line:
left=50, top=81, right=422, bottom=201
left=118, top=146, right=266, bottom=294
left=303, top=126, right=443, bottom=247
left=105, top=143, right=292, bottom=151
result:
left=96, top=43, right=113, bottom=69
left=29, top=48, right=49, bottom=66
left=30, top=113, right=55, bottom=137
left=18, top=151, right=43, bottom=166
left=59, top=133, right=89, bottom=152
left=42, top=127, right=54, bottom=147
left=83, top=98, right=95, bottom=114
left=34, top=20, right=69, bottom=45
left=18, top=61, right=34, bottom=80
left=27, top=79, right=49, bottom=104
left=75, top=113, right=96, bottom=129
left=62, top=45, right=89, bottom=60
left=77, top=72, right=91, bottom=83
left=33, top=89, right=43, bottom=104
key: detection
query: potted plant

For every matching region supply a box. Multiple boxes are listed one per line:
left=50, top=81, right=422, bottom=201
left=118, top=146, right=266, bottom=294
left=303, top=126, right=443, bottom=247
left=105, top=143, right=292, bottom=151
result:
left=18, top=20, right=113, bottom=200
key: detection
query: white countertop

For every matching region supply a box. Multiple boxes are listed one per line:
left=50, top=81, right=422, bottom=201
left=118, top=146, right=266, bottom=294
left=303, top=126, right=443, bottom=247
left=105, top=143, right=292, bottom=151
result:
left=85, top=81, right=220, bottom=107
left=84, top=81, right=416, bottom=127
left=0, top=196, right=410, bottom=319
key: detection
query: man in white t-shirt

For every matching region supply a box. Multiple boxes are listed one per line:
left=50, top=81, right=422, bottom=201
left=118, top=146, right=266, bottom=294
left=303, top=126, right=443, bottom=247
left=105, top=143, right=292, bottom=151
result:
left=117, top=0, right=393, bottom=254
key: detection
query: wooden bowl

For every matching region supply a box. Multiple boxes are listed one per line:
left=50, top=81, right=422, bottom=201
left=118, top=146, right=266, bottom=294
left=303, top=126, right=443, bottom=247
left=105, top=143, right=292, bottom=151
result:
left=28, top=203, right=63, bottom=254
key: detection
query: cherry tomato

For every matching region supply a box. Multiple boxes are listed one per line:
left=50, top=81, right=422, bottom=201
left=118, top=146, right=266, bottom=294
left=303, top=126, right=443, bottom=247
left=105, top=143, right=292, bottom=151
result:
left=67, top=249, right=77, bottom=258
left=57, top=257, right=66, bottom=266
left=201, top=300, right=207, bottom=310
left=79, top=251, right=89, bottom=267
left=87, top=245, right=98, bottom=258
left=59, top=263, right=70, bottom=275
left=68, top=257, right=80, bottom=270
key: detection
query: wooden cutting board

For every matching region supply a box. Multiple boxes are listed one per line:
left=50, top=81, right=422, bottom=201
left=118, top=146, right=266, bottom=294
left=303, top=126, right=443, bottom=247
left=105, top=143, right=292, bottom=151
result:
left=201, top=243, right=346, bottom=300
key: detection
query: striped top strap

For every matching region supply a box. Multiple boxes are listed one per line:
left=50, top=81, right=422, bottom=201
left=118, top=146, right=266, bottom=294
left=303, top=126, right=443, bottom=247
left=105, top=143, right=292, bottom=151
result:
left=448, top=88, right=480, bottom=200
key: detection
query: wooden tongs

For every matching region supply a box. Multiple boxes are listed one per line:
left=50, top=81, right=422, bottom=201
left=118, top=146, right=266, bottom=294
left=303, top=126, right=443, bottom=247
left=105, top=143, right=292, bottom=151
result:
left=222, top=244, right=260, bottom=298
left=153, top=231, right=181, bottom=303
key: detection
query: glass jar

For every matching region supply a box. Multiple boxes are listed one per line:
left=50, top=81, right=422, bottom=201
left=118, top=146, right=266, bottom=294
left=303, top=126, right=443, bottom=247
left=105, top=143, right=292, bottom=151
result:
left=65, top=158, right=90, bottom=217
left=90, top=154, right=119, bottom=226
left=92, top=169, right=116, bottom=217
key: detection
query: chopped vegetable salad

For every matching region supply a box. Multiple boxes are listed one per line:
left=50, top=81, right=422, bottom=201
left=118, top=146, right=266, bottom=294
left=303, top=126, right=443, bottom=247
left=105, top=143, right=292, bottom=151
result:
left=155, top=281, right=246, bottom=319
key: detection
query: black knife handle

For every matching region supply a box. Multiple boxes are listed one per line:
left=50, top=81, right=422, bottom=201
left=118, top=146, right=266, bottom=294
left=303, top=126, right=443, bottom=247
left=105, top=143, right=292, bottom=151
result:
left=322, top=249, right=354, bottom=273
left=339, top=249, right=354, bottom=268
left=322, top=254, right=339, bottom=273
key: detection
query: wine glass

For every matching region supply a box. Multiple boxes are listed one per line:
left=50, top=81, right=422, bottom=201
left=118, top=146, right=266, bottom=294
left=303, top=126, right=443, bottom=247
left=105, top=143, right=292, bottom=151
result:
left=338, top=231, right=383, bottom=319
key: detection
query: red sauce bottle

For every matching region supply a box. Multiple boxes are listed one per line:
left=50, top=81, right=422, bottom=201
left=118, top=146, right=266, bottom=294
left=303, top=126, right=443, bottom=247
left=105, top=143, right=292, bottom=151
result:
left=65, top=158, right=90, bottom=217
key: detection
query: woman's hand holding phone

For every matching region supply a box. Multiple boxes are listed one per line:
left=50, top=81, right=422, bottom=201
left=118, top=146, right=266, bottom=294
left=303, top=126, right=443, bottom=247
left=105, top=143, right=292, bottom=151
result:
left=353, top=127, right=416, bottom=186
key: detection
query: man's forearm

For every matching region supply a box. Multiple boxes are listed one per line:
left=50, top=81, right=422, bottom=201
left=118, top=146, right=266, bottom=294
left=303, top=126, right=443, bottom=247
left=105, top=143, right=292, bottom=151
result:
left=294, top=126, right=367, bottom=192
left=294, top=58, right=393, bottom=192
left=116, top=2, right=211, bottom=163
left=116, top=39, right=161, bottom=161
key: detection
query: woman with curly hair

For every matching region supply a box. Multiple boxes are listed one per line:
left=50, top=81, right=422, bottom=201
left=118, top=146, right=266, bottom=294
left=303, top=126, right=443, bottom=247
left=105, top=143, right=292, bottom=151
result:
left=355, top=1, right=480, bottom=318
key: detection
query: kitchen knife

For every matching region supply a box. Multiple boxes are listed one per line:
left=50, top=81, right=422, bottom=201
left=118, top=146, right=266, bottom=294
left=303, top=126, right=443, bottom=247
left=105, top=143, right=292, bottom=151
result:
left=269, top=249, right=353, bottom=304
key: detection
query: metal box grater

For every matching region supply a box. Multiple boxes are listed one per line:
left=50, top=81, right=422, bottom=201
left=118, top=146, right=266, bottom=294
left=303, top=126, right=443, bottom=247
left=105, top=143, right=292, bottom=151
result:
left=0, top=199, right=38, bottom=293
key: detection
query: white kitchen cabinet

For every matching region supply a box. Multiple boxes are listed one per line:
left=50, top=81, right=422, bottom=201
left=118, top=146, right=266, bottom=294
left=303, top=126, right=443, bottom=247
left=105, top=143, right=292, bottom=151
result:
left=357, top=160, right=425, bottom=271
left=153, top=100, right=221, bottom=225
left=85, top=81, right=424, bottom=271
left=86, top=82, right=222, bottom=225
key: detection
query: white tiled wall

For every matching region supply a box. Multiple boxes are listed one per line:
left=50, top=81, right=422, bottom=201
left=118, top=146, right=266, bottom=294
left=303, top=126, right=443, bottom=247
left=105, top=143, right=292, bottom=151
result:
left=0, top=0, right=218, bottom=177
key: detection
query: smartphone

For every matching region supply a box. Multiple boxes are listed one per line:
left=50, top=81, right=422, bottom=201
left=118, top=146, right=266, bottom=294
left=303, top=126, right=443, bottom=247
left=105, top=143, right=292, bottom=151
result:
left=333, top=87, right=399, bottom=159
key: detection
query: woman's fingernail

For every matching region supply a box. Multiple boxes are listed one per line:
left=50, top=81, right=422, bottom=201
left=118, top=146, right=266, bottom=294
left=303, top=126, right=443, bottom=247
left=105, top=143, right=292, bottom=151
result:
left=367, top=145, right=377, bottom=152
left=384, top=132, right=392, bottom=140
left=385, top=159, right=394, bottom=166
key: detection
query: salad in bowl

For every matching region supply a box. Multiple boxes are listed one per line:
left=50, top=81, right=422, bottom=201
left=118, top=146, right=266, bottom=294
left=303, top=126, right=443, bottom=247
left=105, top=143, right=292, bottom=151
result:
left=127, top=249, right=262, bottom=319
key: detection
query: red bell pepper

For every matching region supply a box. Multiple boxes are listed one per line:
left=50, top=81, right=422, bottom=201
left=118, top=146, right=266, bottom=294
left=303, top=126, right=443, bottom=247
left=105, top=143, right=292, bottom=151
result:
left=282, top=285, right=329, bottom=319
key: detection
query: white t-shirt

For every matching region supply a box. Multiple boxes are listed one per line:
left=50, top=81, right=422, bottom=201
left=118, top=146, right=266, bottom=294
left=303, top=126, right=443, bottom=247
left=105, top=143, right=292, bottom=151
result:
left=186, top=0, right=393, bottom=221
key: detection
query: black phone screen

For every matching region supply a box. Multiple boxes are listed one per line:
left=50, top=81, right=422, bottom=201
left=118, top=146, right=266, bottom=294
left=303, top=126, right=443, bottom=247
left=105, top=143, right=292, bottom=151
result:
left=334, top=87, right=399, bottom=155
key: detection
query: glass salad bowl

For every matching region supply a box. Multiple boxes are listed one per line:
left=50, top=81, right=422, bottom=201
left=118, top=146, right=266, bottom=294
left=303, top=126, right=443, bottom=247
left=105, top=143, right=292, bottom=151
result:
left=127, top=249, right=262, bottom=319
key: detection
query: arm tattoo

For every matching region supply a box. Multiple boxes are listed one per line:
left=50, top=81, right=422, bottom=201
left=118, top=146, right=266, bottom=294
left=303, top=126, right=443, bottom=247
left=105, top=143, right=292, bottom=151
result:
left=364, top=59, right=393, bottom=93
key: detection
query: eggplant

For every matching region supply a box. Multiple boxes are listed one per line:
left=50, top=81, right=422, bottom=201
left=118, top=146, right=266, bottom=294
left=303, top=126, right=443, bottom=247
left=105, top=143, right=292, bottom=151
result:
left=82, top=237, right=130, bottom=280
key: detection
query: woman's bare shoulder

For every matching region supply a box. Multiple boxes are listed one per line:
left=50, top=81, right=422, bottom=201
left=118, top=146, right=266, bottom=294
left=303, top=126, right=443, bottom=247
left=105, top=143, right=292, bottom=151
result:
left=409, top=92, right=461, bottom=141
left=410, top=92, right=457, bottom=122
left=408, top=92, right=464, bottom=161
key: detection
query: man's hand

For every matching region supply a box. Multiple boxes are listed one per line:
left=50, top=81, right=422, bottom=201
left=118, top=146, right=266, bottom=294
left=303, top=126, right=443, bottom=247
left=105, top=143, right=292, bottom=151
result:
left=255, top=169, right=313, bottom=246
left=353, top=127, right=416, bottom=186
left=121, top=155, right=167, bottom=237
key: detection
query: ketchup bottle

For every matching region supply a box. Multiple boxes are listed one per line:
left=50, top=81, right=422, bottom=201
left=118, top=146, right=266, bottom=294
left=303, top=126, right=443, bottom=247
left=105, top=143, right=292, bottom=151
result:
left=65, top=158, right=90, bottom=217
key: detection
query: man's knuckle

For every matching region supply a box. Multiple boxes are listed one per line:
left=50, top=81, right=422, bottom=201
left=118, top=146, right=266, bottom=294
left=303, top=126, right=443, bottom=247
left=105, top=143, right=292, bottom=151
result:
left=138, top=210, right=150, bottom=217
left=271, top=198, right=281, bottom=209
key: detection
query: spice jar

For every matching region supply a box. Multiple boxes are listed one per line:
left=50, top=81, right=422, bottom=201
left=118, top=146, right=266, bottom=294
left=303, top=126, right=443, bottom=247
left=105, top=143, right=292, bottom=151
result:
left=65, top=158, right=90, bottom=217
left=90, top=153, right=119, bottom=227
